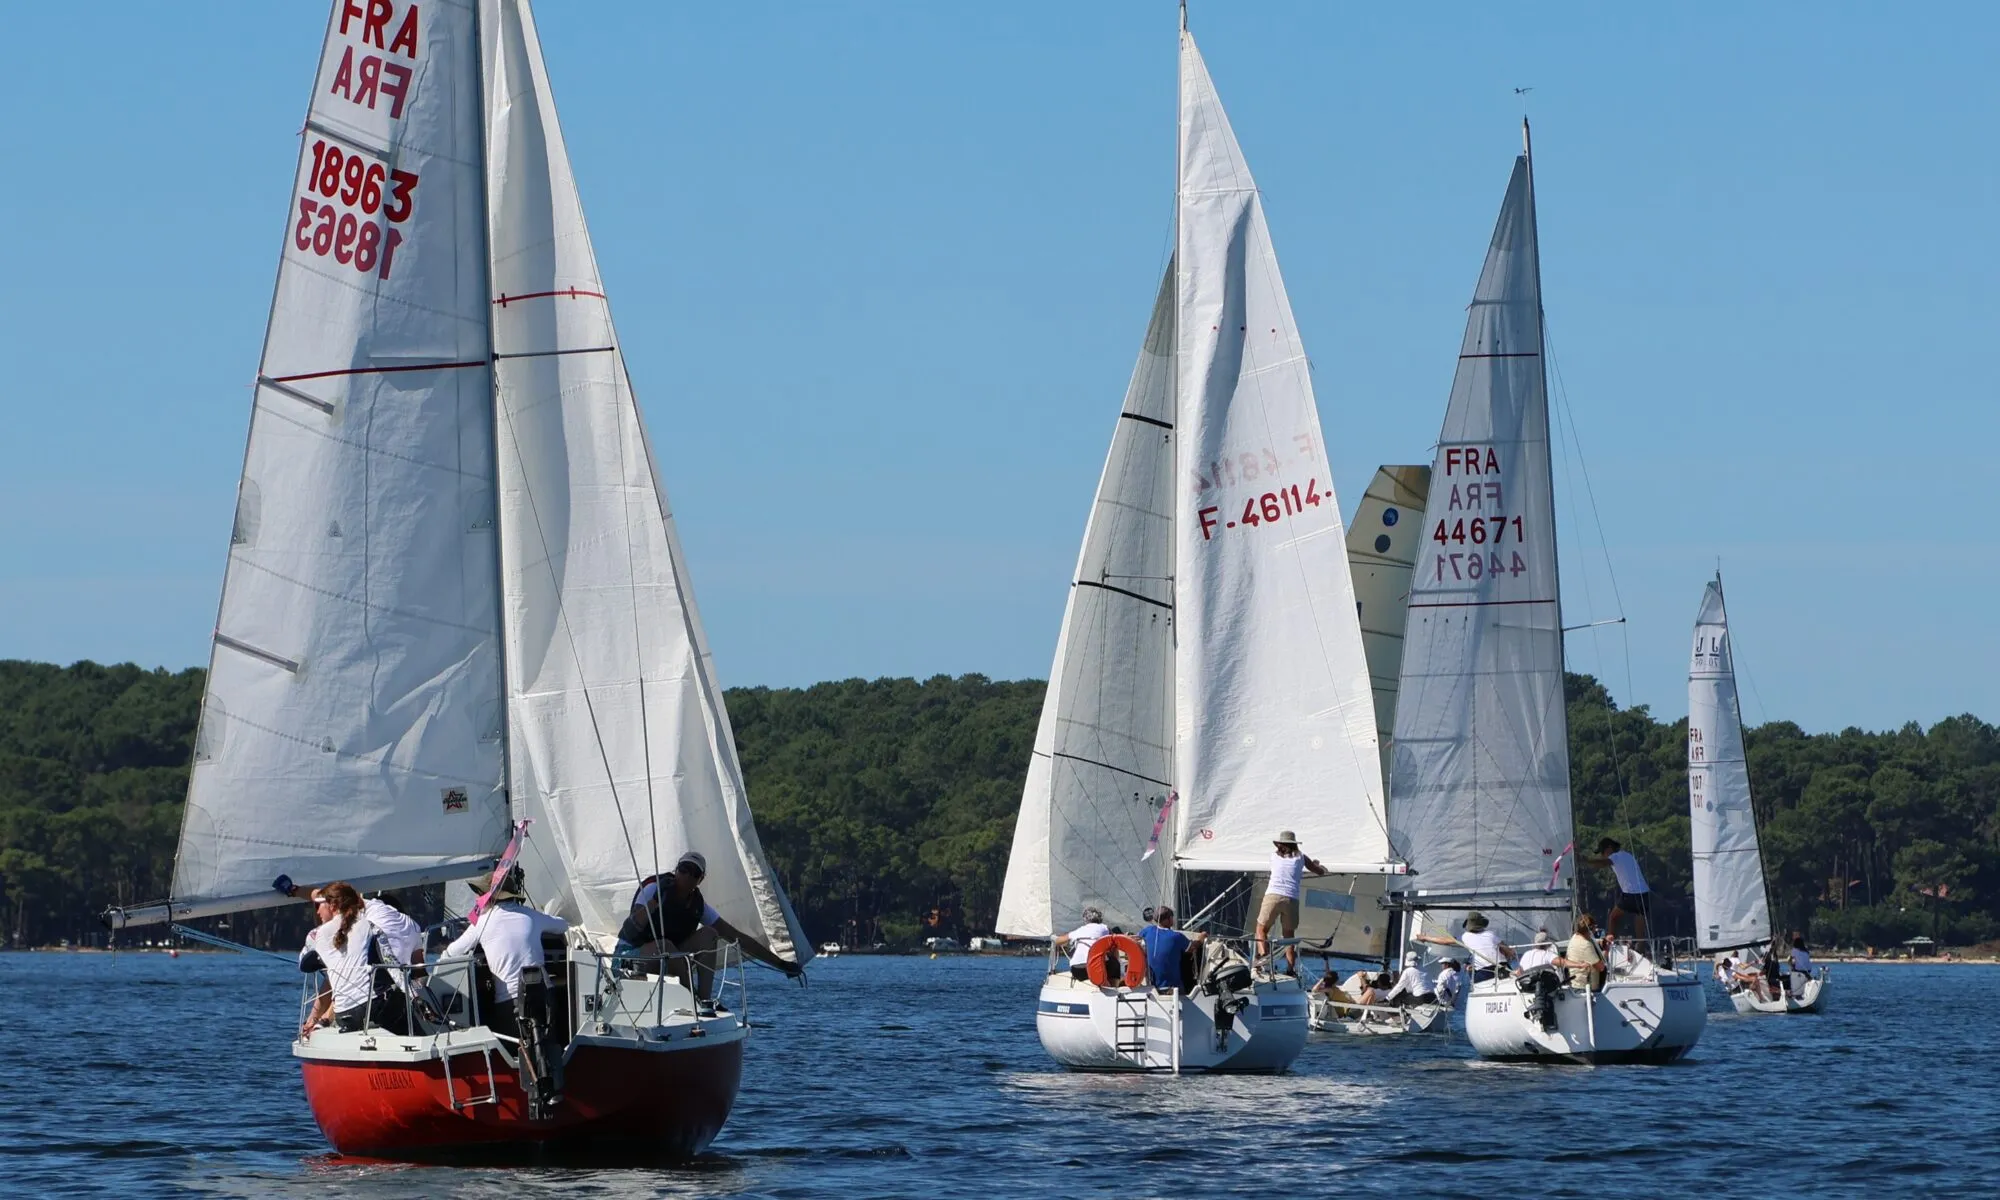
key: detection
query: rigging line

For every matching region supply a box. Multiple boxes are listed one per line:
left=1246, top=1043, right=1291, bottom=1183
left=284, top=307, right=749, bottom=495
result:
left=1039, top=749, right=1173, bottom=791
left=491, top=360, right=647, bottom=888
left=609, top=350, right=664, bottom=892
left=1073, top=578, right=1172, bottom=610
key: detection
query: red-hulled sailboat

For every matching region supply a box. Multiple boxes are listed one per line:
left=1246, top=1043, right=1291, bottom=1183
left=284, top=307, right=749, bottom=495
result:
left=105, top=0, right=810, bottom=1158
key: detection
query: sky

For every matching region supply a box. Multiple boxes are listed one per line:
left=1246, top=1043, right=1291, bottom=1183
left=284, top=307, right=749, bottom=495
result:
left=0, top=3, right=1993, bottom=735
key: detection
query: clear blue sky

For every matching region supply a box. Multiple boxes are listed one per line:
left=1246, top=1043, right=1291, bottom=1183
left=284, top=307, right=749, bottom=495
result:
left=1, top=3, right=1992, bottom=734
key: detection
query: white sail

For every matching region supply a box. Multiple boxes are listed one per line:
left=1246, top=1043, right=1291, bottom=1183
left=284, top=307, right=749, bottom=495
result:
left=164, top=0, right=508, bottom=922
left=1171, top=32, right=1385, bottom=875
left=1388, top=155, right=1574, bottom=921
left=996, top=266, right=1178, bottom=938
left=1345, top=465, right=1432, bottom=789
left=1689, top=578, right=1771, bottom=952
left=482, top=0, right=806, bottom=960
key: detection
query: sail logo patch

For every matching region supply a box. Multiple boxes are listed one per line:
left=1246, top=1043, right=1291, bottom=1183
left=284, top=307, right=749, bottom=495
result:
left=441, top=787, right=468, bottom=814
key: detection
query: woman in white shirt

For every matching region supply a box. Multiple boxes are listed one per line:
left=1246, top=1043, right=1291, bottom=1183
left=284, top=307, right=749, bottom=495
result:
left=1052, top=907, right=1109, bottom=981
left=298, top=882, right=378, bottom=1037
left=1257, top=831, right=1327, bottom=975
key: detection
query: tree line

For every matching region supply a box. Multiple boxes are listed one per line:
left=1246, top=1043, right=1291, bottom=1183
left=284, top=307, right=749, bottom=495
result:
left=2, top=659, right=1994, bottom=952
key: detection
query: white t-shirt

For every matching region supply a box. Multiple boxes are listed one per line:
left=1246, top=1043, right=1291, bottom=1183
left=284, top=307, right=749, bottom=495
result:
left=1064, top=921, right=1110, bottom=967
left=1433, top=966, right=1462, bottom=1008
left=444, top=902, right=571, bottom=1001
left=631, top=880, right=723, bottom=929
left=1386, top=963, right=1431, bottom=1001
left=363, top=898, right=424, bottom=985
left=1608, top=850, right=1649, bottom=894
left=1460, top=928, right=1505, bottom=968
left=303, top=912, right=378, bottom=1015
left=1267, top=852, right=1308, bottom=899
left=1518, top=944, right=1558, bottom=972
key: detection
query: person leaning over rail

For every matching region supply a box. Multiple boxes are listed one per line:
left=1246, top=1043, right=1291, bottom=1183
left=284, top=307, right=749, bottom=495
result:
left=1051, top=906, right=1110, bottom=982
left=1257, top=829, right=1328, bottom=975
left=1431, top=958, right=1464, bottom=1010
left=615, top=850, right=802, bottom=1009
left=278, top=876, right=425, bottom=1013
left=1414, top=911, right=1514, bottom=982
left=439, top=866, right=570, bottom=1040
left=297, top=882, right=378, bottom=1037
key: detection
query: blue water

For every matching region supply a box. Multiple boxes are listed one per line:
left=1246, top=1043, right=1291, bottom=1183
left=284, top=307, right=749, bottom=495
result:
left=2, top=952, right=1992, bottom=1197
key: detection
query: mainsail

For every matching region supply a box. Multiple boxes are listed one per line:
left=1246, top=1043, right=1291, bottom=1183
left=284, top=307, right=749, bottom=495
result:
left=120, top=1, right=806, bottom=965
left=1344, top=465, right=1432, bottom=788
left=483, top=0, right=806, bottom=959
left=995, top=267, right=1178, bottom=938
left=1388, top=152, right=1574, bottom=926
left=159, top=0, right=507, bottom=924
left=1170, top=31, right=1385, bottom=875
left=1688, top=577, right=1772, bottom=952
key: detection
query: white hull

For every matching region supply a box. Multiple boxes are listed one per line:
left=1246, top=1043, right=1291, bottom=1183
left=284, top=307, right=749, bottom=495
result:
left=1728, top=970, right=1829, bottom=1014
left=1308, top=994, right=1448, bottom=1036
left=1464, top=967, right=1706, bottom=1064
left=1035, top=973, right=1308, bottom=1073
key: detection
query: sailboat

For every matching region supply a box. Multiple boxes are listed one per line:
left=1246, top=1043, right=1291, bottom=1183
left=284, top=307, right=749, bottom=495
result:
left=1385, top=125, right=1706, bottom=1064
left=994, top=10, right=1394, bottom=1074
left=103, top=0, right=808, bottom=1156
left=1689, top=576, right=1829, bottom=1014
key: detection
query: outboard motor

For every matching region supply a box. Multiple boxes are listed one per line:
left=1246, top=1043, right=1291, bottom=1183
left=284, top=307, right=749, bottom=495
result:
left=516, top=964, right=564, bottom=1121
left=1520, top=965, right=1563, bottom=1032
left=1199, top=942, right=1254, bottom=1052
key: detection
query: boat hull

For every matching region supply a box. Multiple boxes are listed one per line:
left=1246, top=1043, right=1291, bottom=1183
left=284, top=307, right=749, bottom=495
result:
left=1308, top=994, right=1448, bottom=1036
left=299, top=1030, right=743, bottom=1158
left=1728, top=970, right=1829, bottom=1014
left=1035, top=974, right=1308, bottom=1073
left=1464, top=970, right=1706, bottom=1064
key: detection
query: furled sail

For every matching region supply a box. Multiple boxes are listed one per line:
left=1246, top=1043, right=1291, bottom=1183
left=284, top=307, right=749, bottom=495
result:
left=1171, top=31, right=1385, bottom=875
left=1688, top=577, right=1771, bottom=952
left=1388, top=154, right=1574, bottom=924
left=135, top=0, right=509, bottom=927
left=996, top=266, right=1178, bottom=938
left=1344, top=465, right=1432, bottom=789
left=483, top=0, right=806, bottom=960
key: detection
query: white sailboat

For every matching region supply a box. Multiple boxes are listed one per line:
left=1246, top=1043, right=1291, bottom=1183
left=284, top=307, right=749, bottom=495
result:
left=995, top=10, right=1392, bottom=1074
left=104, top=0, right=808, bottom=1156
left=1689, top=576, right=1829, bottom=1014
left=1386, top=126, right=1706, bottom=1063
left=1308, top=466, right=1448, bottom=1035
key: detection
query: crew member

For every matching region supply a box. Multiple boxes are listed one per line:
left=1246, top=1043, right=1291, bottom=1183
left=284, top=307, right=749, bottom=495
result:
left=1383, top=952, right=1435, bottom=1006
left=1557, top=913, right=1606, bottom=991
left=1588, top=838, right=1652, bottom=939
left=616, top=851, right=804, bottom=1005
left=1051, top=906, right=1110, bottom=982
left=297, top=882, right=377, bottom=1037
left=1416, top=912, right=1514, bottom=982
left=439, top=866, right=570, bottom=1038
left=1137, top=905, right=1205, bottom=991
left=1257, top=830, right=1328, bottom=974
left=1432, top=959, right=1464, bottom=1010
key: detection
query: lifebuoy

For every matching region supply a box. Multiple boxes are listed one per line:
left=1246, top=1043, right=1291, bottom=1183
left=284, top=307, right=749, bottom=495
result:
left=1086, top=934, right=1148, bottom=989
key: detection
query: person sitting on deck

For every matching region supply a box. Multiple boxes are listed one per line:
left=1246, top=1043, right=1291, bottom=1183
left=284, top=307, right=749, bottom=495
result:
left=1138, top=906, right=1206, bottom=991
left=439, top=866, right=570, bottom=1039
left=1383, top=952, right=1435, bottom=1007
left=1556, top=913, right=1606, bottom=991
left=1517, top=929, right=1559, bottom=973
left=1050, top=906, right=1111, bottom=981
left=1788, top=933, right=1814, bottom=996
left=615, top=851, right=803, bottom=1005
left=1587, top=838, right=1652, bottom=940
left=1432, top=959, right=1464, bottom=1010
left=297, top=882, right=378, bottom=1037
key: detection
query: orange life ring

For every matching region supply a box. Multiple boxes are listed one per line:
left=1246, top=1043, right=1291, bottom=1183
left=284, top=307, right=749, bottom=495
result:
left=1086, top=934, right=1148, bottom=988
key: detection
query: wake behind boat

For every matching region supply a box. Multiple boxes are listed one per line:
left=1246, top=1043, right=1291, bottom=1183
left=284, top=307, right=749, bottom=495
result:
left=1384, top=124, right=1705, bottom=1065
left=103, top=0, right=809, bottom=1157
left=993, top=7, right=1394, bottom=1074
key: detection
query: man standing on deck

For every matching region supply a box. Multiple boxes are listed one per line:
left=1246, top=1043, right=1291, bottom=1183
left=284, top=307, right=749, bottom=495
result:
left=1256, top=830, right=1327, bottom=974
left=1587, top=838, right=1651, bottom=940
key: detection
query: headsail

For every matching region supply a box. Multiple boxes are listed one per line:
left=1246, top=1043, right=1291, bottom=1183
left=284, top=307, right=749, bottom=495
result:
left=996, top=266, right=1178, bottom=938
left=1388, top=153, right=1574, bottom=926
left=1169, top=32, right=1385, bottom=875
left=483, top=0, right=807, bottom=961
left=138, top=0, right=508, bottom=927
left=1344, top=466, right=1432, bottom=789
left=1688, top=577, right=1771, bottom=952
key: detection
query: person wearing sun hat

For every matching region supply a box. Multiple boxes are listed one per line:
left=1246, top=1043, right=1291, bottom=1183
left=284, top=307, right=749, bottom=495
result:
left=1414, top=911, right=1515, bottom=982
left=1255, top=829, right=1327, bottom=974
left=616, top=850, right=804, bottom=1008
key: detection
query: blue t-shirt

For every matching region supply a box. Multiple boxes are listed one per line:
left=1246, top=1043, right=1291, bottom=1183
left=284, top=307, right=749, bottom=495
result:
left=1140, top=925, right=1191, bottom=989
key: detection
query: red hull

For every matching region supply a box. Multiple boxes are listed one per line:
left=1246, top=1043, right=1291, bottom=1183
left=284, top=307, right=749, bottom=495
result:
left=300, top=1038, right=743, bottom=1159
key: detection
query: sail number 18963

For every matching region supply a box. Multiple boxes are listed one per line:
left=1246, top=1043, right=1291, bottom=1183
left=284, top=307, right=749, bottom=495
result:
left=292, top=140, right=419, bottom=280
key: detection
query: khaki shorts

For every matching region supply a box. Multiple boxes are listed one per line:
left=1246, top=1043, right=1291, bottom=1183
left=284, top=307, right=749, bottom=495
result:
left=1256, top=892, right=1301, bottom=933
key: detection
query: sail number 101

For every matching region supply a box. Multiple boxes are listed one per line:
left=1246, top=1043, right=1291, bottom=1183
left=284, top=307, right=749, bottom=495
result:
left=1196, top=479, right=1325, bottom=540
